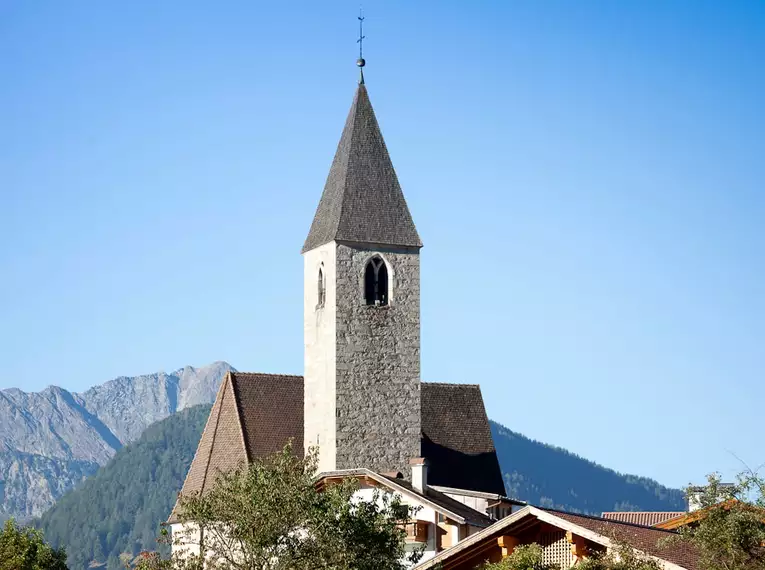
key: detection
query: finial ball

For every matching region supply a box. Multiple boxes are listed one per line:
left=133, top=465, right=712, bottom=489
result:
left=357, top=58, right=365, bottom=68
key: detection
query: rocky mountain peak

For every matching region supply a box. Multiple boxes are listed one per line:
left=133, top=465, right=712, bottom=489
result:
left=0, top=361, right=235, bottom=521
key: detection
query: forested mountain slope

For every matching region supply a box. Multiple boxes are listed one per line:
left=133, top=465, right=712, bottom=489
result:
left=37, top=404, right=212, bottom=570
left=490, top=421, right=685, bottom=513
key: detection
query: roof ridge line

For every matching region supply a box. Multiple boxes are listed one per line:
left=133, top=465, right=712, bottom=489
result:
left=332, top=85, right=361, bottom=244
left=541, top=507, right=681, bottom=533
left=603, top=511, right=685, bottom=514
left=229, top=373, right=251, bottom=463
left=167, top=374, right=230, bottom=522
left=200, top=374, right=228, bottom=494
left=231, top=372, right=303, bottom=378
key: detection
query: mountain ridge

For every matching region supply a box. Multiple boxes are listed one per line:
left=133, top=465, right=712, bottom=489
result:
left=490, top=421, right=685, bottom=513
left=0, top=361, right=234, bottom=520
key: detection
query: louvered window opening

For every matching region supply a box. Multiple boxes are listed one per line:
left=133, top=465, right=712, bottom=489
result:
left=541, top=531, right=575, bottom=569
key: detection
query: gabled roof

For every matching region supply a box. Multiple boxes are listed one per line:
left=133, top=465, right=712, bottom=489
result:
left=421, top=383, right=506, bottom=496
left=170, top=374, right=248, bottom=509
left=302, top=83, right=422, bottom=252
left=602, top=511, right=686, bottom=527
left=230, top=372, right=304, bottom=459
left=318, top=468, right=493, bottom=528
left=415, top=506, right=700, bottom=570
left=168, top=374, right=504, bottom=523
left=168, top=372, right=303, bottom=523
left=548, top=509, right=699, bottom=569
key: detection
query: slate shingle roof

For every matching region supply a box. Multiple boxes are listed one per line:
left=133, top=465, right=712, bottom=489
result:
left=302, top=83, right=422, bottom=252
left=602, top=511, right=686, bottom=527
left=168, top=375, right=504, bottom=523
left=421, top=383, right=506, bottom=496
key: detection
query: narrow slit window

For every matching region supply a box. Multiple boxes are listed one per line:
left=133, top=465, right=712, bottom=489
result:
left=317, top=268, right=325, bottom=308
left=364, top=256, right=388, bottom=306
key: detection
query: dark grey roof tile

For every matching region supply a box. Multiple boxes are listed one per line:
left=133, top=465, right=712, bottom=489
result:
left=302, top=84, right=422, bottom=252
left=421, top=383, right=506, bottom=496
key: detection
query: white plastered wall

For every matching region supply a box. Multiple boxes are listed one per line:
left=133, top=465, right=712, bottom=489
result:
left=303, top=242, right=337, bottom=473
left=353, top=485, right=439, bottom=566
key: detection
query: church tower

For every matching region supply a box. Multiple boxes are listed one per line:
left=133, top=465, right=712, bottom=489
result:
left=302, top=76, right=422, bottom=477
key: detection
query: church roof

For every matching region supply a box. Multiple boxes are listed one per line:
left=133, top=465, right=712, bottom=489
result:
left=302, top=83, right=422, bottom=253
left=168, top=373, right=503, bottom=523
left=168, top=372, right=303, bottom=523
left=421, top=383, right=506, bottom=497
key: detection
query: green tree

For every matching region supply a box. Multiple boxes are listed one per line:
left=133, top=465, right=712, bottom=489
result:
left=167, top=443, right=421, bottom=570
left=674, top=471, right=765, bottom=570
left=133, top=551, right=169, bottom=570
left=576, top=543, right=662, bottom=570
left=0, top=519, right=68, bottom=570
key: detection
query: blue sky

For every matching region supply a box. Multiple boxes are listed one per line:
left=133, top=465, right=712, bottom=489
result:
left=1, top=1, right=763, bottom=489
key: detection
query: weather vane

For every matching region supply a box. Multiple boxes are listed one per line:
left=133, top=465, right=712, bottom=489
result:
left=357, top=8, right=366, bottom=84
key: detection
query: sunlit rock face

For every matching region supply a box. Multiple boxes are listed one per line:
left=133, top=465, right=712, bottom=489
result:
left=0, top=360, right=233, bottom=521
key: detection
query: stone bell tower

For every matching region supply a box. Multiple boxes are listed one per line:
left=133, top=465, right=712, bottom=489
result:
left=302, top=76, right=422, bottom=477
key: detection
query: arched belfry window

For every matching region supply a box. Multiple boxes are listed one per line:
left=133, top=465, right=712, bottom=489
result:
left=317, top=267, right=326, bottom=308
left=364, top=256, right=389, bottom=306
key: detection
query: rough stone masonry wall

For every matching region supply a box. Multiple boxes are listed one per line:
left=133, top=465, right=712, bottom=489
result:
left=334, top=243, right=421, bottom=478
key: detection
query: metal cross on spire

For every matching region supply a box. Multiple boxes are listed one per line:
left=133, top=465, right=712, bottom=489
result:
left=356, top=8, right=366, bottom=84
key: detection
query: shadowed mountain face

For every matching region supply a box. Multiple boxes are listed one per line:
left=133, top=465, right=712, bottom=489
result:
left=0, top=361, right=233, bottom=520
left=490, top=421, right=686, bottom=513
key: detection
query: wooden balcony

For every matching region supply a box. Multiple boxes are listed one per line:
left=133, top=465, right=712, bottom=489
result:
left=402, top=520, right=429, bottom=544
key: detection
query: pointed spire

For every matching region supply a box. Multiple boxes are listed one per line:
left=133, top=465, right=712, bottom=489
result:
left=302, top=83, right=422, bottom=253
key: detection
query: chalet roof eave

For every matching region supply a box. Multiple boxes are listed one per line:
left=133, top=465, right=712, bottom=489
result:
left=429, top=485, right=526, bottom=506
left=316, top=468, right=473, bottom=526
left=413, top=506, right=692, bottom=570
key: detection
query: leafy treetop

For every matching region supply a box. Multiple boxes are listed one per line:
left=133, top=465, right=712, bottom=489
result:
left=0, top=518, right=68, bottom=570
left=137, top=442, right=422, bottom=570
left=674, top=470, right=765, bottom=570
